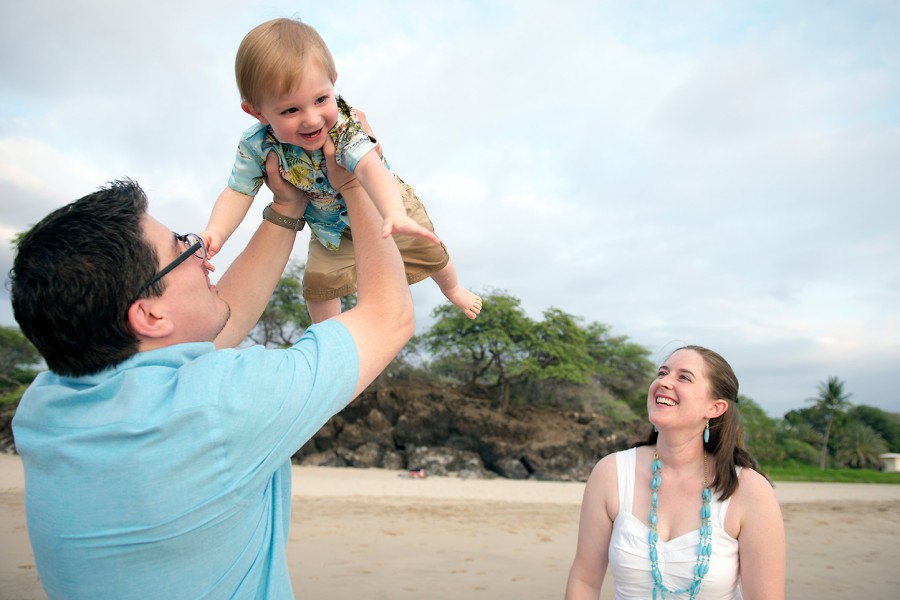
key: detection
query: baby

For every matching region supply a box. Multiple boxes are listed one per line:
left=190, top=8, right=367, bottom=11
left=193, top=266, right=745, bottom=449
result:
left=202, top=18, right=482, bottom=322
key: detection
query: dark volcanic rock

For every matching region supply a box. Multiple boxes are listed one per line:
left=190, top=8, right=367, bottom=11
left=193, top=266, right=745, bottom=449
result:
left=0, top=380, right=642, bottom=481
left=291, top=382, right=644, bottom=481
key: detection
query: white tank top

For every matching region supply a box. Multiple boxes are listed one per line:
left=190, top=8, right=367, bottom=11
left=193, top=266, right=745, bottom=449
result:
left=607, top=448, right=743, bottom=599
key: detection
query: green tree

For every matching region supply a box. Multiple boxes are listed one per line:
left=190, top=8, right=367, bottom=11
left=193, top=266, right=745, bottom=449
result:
left=0, top=326, right=41, bottom=390
left=420, top=290, right=652, bottom=413
left=777, top=416, right=824, bottom=465
left=515, top=309, right=639, bottom=412
left=0, top=326, right=42, bottom=410
left=847, top=405, right=900, bottom=453
left=783, top=405, right=824, bottom=431
left=738, top=396, right=784, bottom=464
left=246, top=262, right=355, bottom=348
left=420, top=289, right=534, bottom=410
left=523, top=308, right=594, bottom=384
left=808, top=376, right=853, bottom=470
left=833, top=422, right=889, bottom=469
left=584, top=325, right=653, bottom=412
left=780, top=436, right=820, bottom=466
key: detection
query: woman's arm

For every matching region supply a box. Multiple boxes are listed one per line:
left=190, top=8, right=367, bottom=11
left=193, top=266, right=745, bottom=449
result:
left=736, top=469, right=786, bottom=600
left=565, top=454, right=618, bottom=600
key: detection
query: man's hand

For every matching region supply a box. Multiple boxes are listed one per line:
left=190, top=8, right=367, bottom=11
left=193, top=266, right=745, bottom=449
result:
left=264, top=152, right=308, bottom=217
left=323, top=137, right=361, bottom=194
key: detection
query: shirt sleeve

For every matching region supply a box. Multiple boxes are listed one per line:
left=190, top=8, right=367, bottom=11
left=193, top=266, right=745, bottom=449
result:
left=227, top=127, right=268, bottom=196
left=329, top=97, right=379, bottom=174
left=207, top=320, right=359, bottom=486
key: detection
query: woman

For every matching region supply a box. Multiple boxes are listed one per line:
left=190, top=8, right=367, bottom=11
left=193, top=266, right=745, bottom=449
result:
left=565, top=345, right=785, bottom=599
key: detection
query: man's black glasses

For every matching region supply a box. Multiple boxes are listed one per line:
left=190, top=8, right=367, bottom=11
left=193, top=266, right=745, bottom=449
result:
left=136, top=232, right=207, bottom=298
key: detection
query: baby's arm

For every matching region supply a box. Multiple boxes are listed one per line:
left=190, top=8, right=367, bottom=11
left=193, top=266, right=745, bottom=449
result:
left=353, top=152, right=440, bottom=243
left=201, top=187, right=254, bottom=257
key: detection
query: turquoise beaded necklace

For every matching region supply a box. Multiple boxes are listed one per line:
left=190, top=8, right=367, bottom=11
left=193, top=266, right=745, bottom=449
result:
left=648, top=449, right=712, bottom=599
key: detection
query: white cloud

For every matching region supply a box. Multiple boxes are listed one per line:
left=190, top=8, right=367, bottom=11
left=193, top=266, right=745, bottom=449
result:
left=1, top=0, right=899, bottom=418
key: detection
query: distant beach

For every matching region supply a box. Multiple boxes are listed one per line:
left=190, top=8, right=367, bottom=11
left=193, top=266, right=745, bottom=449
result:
left=2, top=454, right=898, bottom=599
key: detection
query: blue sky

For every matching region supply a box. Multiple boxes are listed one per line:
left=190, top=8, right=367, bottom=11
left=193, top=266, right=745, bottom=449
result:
left=1, top=0, right=898, bottom=418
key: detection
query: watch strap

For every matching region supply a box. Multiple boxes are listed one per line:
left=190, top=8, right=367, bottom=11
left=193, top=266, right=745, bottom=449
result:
left=263, top=202, right=305, bottom=231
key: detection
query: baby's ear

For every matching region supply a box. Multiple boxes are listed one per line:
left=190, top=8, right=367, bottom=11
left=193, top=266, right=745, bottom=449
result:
left=241, top=102, right=268, bottom=124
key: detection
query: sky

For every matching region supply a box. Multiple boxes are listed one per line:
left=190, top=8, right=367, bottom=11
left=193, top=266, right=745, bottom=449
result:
left=1, top=0, right=898, bottom=418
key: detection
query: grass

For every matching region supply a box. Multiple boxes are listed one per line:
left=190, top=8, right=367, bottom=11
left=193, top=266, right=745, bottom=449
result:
left=761, top=462, right=900, bottom=484
left=0, top=387, right=27, bottom=408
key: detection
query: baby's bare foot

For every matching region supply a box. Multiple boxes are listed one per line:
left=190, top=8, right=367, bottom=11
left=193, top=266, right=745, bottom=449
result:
left=445, top=286, right=482, bottom=320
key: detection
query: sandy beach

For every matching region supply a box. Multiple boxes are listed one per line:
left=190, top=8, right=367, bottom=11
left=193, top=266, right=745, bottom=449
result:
left=2, top=454, right=898, bottom=599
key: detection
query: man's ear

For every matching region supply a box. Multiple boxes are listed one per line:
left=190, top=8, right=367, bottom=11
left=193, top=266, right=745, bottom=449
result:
left=241, top=102, right=268, bottom=125
left=127, top=298, right=174, bottom=340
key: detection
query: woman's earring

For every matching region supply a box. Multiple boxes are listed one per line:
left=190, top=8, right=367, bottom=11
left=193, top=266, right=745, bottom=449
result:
left=653, top=425, right=658, bottom=433
left=703, top=420, right=710, bottom=443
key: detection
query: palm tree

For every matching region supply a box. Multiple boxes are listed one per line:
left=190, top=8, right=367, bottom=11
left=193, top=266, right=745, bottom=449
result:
left=834, top=422, right=889, bottom=469
left=807, top=376, right=853, bottom=470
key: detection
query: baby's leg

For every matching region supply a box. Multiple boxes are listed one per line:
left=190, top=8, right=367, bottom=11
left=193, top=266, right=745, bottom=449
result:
left=307, top=297, right=342, bottom=323
left=431, top=258, right=482, bottom=320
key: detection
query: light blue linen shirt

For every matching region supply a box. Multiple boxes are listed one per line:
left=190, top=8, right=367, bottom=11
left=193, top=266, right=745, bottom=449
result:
left=12, top=320, right=358, bottom=599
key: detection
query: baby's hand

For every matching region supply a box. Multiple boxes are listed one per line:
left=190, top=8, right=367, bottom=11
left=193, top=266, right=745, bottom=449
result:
left=382, top=213, right=441, bottom=244
left=199, top=230, right=223, bottom=259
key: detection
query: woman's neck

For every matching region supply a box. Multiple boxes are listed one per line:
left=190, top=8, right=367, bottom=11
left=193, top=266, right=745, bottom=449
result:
left=654, top=434, right=705, bottom=471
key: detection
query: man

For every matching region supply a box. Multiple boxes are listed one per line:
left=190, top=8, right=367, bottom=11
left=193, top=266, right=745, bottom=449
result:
left=9, top=146, right=413, bottom=599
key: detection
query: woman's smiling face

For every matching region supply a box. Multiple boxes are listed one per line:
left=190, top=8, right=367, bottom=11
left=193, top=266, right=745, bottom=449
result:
left=647, top=348, right=713, bottom=429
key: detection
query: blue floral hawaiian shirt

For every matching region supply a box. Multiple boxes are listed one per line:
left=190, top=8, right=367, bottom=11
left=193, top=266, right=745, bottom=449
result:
left=227, top=96, right=386, bottom=250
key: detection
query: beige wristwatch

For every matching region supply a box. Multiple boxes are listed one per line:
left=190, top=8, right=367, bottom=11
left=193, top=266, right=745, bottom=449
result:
left=262, top=202, right=305, bottom=231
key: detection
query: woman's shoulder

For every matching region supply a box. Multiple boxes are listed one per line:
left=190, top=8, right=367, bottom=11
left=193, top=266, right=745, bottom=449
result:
left=591, top=451, right=617, bottom=477
left=584, top=451, right=626, bottom=519
left=727, top=466, right=783, bottom=543
left=737, top=466, right=775, bottom=493
left=587, top=450, right=619, bottom=483
left=590, top=447, right=643, bottom=482
left=730, top=466, right=779, bottom=511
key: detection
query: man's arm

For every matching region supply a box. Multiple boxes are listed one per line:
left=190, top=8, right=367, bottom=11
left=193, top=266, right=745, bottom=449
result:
left=214, top=153, right=308, bottom=348
left=325, top=140, right=415, bottom=397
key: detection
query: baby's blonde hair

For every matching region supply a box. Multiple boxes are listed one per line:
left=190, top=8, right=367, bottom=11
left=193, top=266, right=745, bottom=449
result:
left=235, top=18, right=337, bottom=108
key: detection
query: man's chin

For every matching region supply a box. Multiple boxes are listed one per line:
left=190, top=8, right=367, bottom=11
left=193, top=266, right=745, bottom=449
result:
left=215, top=303, right=232, bottom=339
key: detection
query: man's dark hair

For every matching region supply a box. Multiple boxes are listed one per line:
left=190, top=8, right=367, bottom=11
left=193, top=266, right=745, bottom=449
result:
left=9, top=180, right=161, bottom=376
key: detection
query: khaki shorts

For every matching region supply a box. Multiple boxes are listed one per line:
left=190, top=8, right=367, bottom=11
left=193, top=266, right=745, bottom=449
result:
left=302, top=177, right=450, bottom=301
